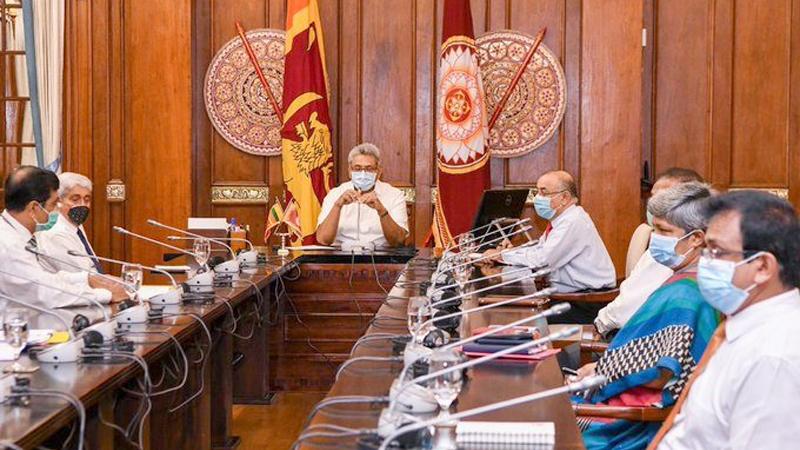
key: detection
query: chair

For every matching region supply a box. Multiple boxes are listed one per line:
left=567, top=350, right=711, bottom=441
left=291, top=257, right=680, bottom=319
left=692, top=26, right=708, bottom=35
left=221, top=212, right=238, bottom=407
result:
left=573, top=404, right=672, bottom=422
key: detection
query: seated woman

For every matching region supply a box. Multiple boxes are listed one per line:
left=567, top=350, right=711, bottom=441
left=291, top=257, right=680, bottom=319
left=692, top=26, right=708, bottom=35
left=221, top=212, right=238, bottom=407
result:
left=571, top=182, right=721, bottom=450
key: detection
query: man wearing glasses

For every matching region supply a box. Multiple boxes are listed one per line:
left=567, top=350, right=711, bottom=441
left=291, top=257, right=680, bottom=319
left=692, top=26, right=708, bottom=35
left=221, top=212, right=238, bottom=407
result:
left=483, top=170, right=616, bottom=323
left=316, top=143, right=408, bottom=248
left=650, top=190, right=800, bottom=449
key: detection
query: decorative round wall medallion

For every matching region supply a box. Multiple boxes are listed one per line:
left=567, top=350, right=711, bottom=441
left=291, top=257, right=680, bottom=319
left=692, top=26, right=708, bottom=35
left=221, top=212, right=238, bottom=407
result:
left=204, top=29, right=285, bottom=156
left=477, top=30, right=567, bottom=158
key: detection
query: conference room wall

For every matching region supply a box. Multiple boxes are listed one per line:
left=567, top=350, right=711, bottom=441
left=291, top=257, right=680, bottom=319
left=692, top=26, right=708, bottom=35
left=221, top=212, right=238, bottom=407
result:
left=57, top=0, right=799, bottom=276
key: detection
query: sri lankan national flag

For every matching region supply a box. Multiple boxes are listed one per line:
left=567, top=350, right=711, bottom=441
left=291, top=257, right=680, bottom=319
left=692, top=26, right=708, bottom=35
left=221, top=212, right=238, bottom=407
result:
left=264, top=199, right=285, bottom=242
left=281, top=0, right=334, bottom=245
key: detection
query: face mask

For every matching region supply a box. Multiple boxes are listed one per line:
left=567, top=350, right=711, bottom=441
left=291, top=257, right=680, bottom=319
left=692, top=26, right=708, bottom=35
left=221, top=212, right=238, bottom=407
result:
left=533, top=195, right=556, bottom=220
left=68, top=205, right=90, bottom=225
left=697, top=253, right=762, bottom=315
left=351, top=171, right=377, bottom=192
left=33, top=202, right=59, bottom=232
left=646, top=210, right=655, bottom=227
left=649, top=231, right=696, bottom=268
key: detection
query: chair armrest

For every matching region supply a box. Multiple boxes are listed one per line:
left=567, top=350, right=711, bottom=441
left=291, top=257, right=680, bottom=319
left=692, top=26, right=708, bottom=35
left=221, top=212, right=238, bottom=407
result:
left=580, top=340, right=609, bottom=354
left=573, top=404, right=671, bottom=422
left=549, top=288, right=620, bottom=304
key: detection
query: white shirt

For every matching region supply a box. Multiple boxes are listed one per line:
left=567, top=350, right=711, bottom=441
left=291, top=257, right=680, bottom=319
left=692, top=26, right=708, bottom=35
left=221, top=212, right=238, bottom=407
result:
left=659, top=288, right=800, bottom=450
left=37, top=213, right=99, bottom=273
left=0, top=210, right=111, bottom=308
left=594, top=250, right=673, bottom=335
left=317, top=180, right=408, bottom=248
left=501, top=205, right=616, bottom=292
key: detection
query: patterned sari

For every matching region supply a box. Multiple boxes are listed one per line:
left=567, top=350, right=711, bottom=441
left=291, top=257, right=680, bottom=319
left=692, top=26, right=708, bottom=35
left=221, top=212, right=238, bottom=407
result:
left=574, top=268, right=721, bottom=450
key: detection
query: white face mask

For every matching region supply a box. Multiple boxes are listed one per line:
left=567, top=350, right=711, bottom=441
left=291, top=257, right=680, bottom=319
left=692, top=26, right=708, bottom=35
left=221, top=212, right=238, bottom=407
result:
left=697, top=252, right=763, bottom=315
left=351, top=171, right=377, bottom=191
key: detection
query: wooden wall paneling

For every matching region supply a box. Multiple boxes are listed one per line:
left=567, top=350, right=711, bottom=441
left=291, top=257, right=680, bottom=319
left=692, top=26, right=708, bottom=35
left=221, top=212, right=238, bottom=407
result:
left=790, top=0, right=800, bottom=205
left=192, top=0, right=213, bottom=218
left=414, top=0, right=436, bottom=246
left=710, top=0, right=734, bottom=189
left=730, top=0, right=791, bottom=189
left=504, top=0, right=566, bottom=186
left=123, top=0, right=193, bottom=267
left=563, top=0, right=582, bottom=179
left=107, top=0, right=128, bottom=266
left=579, top=0, right=643, bottom=275
left=653, top=0, right=713, bottom=179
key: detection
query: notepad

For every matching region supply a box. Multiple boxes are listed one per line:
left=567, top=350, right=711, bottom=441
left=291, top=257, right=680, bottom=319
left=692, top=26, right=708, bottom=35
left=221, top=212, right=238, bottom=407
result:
left=457, top=421, right=555, bottom=447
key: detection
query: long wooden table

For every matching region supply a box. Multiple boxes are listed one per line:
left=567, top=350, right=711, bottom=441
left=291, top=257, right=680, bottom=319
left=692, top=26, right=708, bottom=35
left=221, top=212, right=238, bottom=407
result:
left=299, top=252, right=584, bottom=449
left=0, top=257, right=294, bottom=450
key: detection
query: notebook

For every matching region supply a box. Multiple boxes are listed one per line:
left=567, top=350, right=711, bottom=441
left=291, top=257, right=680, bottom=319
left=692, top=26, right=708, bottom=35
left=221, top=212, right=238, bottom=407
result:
left=457, top=421, right=555, bottom=447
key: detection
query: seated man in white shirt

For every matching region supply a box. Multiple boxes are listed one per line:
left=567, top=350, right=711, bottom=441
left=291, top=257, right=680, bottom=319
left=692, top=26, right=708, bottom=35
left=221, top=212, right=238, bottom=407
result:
left=0, top=166, right=126, bottom=308
left=316, top=143, right=408, bottom=248
left=594, top=167, right=705, bottom=338
left=484, top=170, right=616, bottom=324
left=38, top=172, right=103, bottom=274
left=652, top=190, right=800, bottom=450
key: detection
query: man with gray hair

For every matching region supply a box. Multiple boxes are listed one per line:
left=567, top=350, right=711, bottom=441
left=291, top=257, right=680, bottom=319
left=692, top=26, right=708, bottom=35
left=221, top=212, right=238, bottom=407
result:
left=38, top=172, right=104, bottom=273
left=316, top=143, right=408, bottom=247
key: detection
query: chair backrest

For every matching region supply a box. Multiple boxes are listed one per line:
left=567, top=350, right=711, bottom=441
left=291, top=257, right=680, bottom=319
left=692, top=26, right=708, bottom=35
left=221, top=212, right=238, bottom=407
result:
left=625, top=223, right=652, bottom=277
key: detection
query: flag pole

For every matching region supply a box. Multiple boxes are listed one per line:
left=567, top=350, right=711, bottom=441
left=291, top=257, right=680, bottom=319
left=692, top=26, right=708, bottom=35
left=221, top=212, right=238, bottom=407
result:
left=235, top=21, right=284, bottom=123
left=487, top=27, right=546, bottom=130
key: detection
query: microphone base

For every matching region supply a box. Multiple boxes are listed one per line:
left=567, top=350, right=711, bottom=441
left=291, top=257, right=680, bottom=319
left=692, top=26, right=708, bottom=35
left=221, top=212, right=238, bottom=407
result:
left=144, top=287, right=183, bottom=306
left=37, top=338, right=84, bottom=363
left=403, top=341, right=432, bottom=367
left=86, top=319, right=119, bottom=341
left=375, top=408, right=434, bottom=446
left=114, top=305, right=150, bottom=324
left=236, top=250, right=259, bottom=267
left=388, top=379, right=438, bottom=414
left=185, top=271, right=215, bottom=294
left=213, top=259, right=241, bottom=275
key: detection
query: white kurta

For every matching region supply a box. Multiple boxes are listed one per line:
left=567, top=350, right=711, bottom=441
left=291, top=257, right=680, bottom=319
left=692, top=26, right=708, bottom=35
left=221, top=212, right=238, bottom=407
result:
left=0, top=210, right=111, bottom=308
left=501, top=205, right=616, bottom=292
left=38, top=213, right=99, bottom=273
left=317, top=180, right=408, bottom=248
left=594, top=250, right=674, bottom=335
left=659, top=288, right=800, bottom=450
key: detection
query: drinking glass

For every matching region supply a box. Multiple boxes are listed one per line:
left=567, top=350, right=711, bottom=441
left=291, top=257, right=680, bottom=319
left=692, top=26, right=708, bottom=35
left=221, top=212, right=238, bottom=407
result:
left=121, top=264, right=144, bottom=301
left=428, top=348, right=464, bottom=413
left=452, top=253, right=473, bottom=288
left=193, top=238, right=212, bottom=268
left=407, top=296, right=432, bottom=335
left=3, top=308, right=29, bottom=372
left=458, top=232, right=477, bottom=255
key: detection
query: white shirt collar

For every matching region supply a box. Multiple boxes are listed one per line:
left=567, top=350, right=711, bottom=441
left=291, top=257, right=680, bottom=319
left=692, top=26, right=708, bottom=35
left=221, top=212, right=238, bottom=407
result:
left=726, top=288, right=800, bottom=342
left=551, top=204, right=578, bottom=227
left=1, top=209, right=33, bottom=240
left=56, top=212, right=79, bottom=233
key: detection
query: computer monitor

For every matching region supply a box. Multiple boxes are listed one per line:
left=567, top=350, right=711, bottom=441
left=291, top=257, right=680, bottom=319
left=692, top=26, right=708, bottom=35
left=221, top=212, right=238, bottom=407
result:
left=470, top=189, right=530, bottom=250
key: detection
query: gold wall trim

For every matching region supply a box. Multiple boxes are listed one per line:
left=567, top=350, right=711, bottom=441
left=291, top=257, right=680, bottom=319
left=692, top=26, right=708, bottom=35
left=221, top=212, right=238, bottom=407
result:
left=106, top=180, right=126, bottom=202
left=728, top=187, right=789, bottom=200
left=211, top=186, right=270, bottom=205
left=399, top=187, right=416, bottom=203
left=431, top=187, right=438, bottom=205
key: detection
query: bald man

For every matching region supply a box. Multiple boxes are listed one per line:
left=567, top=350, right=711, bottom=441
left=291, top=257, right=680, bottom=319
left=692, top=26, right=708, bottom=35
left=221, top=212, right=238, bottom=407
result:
left=484, top=170, right=616, bottom=324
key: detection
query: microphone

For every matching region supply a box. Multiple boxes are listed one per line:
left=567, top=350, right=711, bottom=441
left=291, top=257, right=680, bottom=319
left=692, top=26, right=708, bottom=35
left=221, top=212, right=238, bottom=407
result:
left=113, top=226, right=215, bottom=294
left=0, top=267, right=118, bottom=339
left=428, top=267, right=550, bottom=311
left=382, top=326, right=580, bottom=434
left=405, top=287, right=557, bottom=367
left=0, top=292, right=84, bottom=363
left=25, top=245, right=128, bottom=289
left=445, top=218, right=529, bottom=253
left=438, top=223, right=536, bottom=267
left=147, top=219, right=242, bottom=275
left=426, top=265, right=536, bottom=301
left=67, top=251, right=183, bottom=306
left=166, top=235, right=258, bottom=267
left=433, top=238, right=538, bottom=282
left=378, top=375, right=607, bottom=450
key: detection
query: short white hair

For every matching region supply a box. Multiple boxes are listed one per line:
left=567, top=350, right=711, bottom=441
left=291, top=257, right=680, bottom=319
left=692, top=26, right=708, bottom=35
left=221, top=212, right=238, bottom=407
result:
left=348, top=143, right=382, bottom=166
left=58, top=172, right=93, bottom=198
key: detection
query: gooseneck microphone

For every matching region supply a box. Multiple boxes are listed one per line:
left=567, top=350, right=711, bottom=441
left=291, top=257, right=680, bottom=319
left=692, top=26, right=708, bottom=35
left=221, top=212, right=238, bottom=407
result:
left=0, top=292, right=83, bottom=363
left=442, top=218, right=530, bottom=254
left=67, top=251, right=183, bottom=306
left=113, top=226, right=202, bottom=259
left=428, top=267, right=550, bottom=311
left=25, top=245, right=128, bottom=289
left=147, top=219, right=249, bottom=274
left=166, top=236, right=258, bottom=266
left=377, top=375, right=607, bottom=450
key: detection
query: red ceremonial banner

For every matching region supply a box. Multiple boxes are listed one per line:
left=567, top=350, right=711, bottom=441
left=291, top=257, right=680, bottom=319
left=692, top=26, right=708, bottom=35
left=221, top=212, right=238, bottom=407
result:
left=431, top=0, right=491, bottom=248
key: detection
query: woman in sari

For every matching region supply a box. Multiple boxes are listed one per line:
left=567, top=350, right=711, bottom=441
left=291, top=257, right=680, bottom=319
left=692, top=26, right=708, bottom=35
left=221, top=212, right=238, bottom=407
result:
left=572, top=182, right=722, bottom=450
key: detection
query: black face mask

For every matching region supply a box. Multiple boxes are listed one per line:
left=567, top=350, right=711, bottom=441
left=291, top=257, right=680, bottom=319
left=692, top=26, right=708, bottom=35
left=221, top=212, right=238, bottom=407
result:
left=68, top=206, right=90, bottom=225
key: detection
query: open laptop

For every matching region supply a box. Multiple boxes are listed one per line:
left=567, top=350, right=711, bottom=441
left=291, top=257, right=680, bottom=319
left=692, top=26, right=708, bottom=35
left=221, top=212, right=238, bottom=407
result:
left=470, top=189, right=530, bottom=251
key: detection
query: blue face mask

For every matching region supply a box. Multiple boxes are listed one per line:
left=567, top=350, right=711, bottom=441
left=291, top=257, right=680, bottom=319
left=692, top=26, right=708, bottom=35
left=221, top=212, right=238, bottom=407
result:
left=351, top=171, right=377, bottom=192
left=649, top=231, right=696, bottom=268
left=33, top=202, right=59, bottom=232
left=698, top=253, right=761, bottom=315
left=533, top=195, right=556, bottom=220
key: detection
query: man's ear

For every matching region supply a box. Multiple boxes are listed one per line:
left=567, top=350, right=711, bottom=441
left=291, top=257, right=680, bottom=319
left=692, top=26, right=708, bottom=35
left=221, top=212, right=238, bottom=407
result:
left=754, top=253, right=779, bottom=285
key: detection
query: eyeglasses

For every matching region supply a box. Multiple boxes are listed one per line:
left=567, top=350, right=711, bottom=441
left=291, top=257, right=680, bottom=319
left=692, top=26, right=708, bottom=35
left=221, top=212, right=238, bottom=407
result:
left=701, top=247, right=758, bottom=260
left=537, top=189, right=566, bottom=197
left=350, top=165, right=379, bottom=173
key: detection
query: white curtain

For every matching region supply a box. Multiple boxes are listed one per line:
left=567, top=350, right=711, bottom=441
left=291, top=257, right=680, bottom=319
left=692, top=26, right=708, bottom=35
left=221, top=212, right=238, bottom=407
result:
left=20, top=0, right=64, bottom=172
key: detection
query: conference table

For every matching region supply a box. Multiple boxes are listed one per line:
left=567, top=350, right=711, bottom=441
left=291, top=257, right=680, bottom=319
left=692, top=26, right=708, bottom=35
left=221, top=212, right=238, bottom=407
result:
left=0, top=248, right=584, bottom=450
